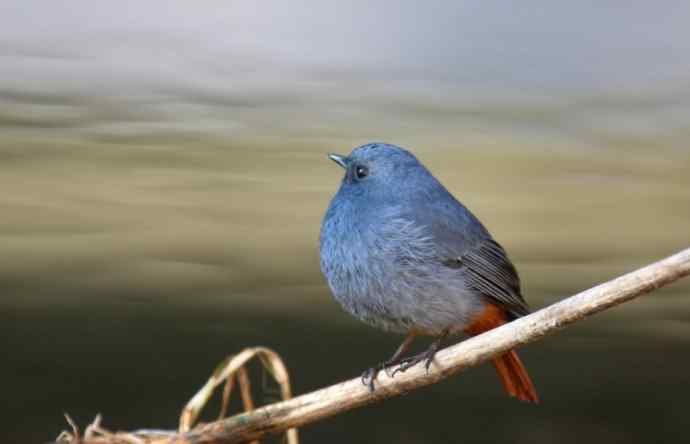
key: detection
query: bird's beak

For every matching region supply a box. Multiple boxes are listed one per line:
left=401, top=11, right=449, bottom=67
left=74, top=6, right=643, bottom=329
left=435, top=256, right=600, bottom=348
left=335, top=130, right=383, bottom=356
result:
left=328, top=153, right=348, bottom=169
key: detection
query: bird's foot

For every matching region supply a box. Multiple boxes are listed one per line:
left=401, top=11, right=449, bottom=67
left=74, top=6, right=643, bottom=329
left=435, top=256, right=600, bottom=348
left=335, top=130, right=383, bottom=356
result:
left=361, top=330, right=447, bottom=390
left=361, top=359, right=401, bottom=392
left=390, top=348, right=437, bottom=377
left=390, top=333, right=448, bottom=377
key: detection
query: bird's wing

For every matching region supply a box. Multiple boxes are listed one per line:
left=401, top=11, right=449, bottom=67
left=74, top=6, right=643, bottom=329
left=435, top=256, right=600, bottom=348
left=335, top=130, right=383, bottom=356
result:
left=401, top=188, right=529, bottom=317
left=443, top=237, right=529, bottom=318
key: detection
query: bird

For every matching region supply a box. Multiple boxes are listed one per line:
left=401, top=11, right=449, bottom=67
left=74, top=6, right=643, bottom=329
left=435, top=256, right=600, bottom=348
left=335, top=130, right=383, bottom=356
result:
left=319, top=142, right=539, bottom=403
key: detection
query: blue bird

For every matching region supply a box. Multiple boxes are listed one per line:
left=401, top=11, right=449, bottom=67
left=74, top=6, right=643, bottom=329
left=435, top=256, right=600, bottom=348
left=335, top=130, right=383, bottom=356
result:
left=319, top=143, right=538, bottom=402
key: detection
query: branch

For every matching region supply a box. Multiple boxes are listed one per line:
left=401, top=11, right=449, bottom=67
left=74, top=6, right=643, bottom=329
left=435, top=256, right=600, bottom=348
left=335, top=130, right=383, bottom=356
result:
left=56, top=248, right=690, bottom=444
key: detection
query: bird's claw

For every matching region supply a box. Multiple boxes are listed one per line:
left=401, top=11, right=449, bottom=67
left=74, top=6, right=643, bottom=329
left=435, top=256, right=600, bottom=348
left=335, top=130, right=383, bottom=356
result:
left=362, top=335, right=444, bottom=389
left=390, top=349, right=437, bottom=377
left=361, top=368, right=377, bottom=391
left=390, top=357, right=417, bottom=377
left=361, top=359, right=401, bottom=391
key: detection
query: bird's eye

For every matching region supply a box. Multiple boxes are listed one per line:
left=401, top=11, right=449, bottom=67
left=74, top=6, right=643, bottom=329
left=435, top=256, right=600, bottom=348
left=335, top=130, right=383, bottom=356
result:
left=355, top=165, right=369, bottom=179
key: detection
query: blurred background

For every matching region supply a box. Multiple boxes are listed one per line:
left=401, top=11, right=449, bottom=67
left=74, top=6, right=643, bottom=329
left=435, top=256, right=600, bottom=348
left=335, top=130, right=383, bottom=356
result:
left=2, top=1, right=690, bottom=443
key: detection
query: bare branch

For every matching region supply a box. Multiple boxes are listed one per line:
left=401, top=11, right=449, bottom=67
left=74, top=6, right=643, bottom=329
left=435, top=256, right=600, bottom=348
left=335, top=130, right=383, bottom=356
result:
left=54, top=247, right=690, bottom=444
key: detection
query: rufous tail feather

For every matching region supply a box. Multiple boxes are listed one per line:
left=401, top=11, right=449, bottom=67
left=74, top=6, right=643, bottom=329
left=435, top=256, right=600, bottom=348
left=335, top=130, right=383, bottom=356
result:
left=491, top=350, right=539, bottom=403
left=465, top=302, right=539, bottom=403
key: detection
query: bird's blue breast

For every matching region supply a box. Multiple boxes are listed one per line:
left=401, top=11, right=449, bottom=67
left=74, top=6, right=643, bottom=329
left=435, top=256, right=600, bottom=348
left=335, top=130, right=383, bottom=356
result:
left=319, top=196, right=376, bottom=320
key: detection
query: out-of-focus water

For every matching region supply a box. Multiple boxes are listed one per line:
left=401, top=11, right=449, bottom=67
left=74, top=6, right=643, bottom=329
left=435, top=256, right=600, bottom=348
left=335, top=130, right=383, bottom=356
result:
left=2, top=2, right=690, bottom=443
left=2, top=106, right=689, bottom=443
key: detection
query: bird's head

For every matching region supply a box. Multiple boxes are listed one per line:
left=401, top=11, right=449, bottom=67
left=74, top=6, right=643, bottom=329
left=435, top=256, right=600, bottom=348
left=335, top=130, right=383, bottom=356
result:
left=327, top=143, right=427, bottom=196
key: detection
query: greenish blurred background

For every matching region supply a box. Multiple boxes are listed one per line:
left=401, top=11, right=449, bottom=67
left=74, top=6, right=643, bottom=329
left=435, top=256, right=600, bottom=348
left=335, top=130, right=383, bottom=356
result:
left=2, top=1, right=690, bottom=443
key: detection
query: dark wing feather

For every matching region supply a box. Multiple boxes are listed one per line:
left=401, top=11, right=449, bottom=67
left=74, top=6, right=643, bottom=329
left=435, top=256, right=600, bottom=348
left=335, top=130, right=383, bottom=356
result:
left=446, top=238, right=529, bottom=318
left=404, top=186, right=529, bottom=318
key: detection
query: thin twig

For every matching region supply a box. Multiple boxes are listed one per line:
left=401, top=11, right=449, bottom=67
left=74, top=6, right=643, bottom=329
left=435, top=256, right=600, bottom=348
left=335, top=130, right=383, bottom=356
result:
left=177, top=347, right=297, bottom=444
left=236, top=367, right=258, bottom=444
left=217, top=374, right=235, bottom=421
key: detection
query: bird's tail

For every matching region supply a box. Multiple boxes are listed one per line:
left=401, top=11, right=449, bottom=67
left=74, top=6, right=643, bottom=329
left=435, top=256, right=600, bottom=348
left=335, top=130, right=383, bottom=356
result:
left=491, top=350, right=539, bottom=403
left=465, top=302, right=539, bottom=403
